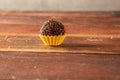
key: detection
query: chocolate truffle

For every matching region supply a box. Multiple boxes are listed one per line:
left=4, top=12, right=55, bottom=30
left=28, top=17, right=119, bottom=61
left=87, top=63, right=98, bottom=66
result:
left=40, top=19, right=65, bottom=36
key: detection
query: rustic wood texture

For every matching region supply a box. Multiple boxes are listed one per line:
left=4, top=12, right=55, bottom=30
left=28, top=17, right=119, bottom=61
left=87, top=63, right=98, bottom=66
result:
left=0, top=11, right=120, bottom=37
left=0, top=11, right=120, bottom=80
left=0, top=11, right=120, bottom=54
left=0, top=51, right=120, bottom=80
left=0, top=35, right=120, bottom=54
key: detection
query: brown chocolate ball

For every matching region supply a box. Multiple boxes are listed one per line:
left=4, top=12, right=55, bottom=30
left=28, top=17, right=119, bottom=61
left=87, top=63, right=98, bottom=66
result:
left=40, top=19, right=65, bottom=36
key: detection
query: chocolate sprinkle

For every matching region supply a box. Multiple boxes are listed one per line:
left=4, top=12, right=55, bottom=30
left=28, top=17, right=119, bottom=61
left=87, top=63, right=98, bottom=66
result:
left=40, top=19, right=65, bottom=36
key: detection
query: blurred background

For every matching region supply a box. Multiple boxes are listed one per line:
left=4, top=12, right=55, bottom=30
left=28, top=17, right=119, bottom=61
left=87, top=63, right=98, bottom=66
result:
left=0, top=0, right=119, bottom=11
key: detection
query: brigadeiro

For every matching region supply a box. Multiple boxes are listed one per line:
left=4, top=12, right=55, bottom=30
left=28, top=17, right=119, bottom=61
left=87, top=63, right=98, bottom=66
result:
left=39, top=19, right=66, bottom=46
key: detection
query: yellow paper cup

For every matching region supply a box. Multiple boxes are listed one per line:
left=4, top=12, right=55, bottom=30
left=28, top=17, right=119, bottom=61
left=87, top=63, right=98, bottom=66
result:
left=39, top=35, right=66, bottom=46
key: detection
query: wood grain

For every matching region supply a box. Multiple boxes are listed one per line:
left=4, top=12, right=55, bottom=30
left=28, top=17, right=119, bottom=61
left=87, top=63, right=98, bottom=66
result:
left=0, top=11, right=120, bottom=54
left=0, top=51, right=120, bottom=80
left=0, top=11, right=120, bottom=80
left=0, top=11, right=120, bottom=37
left=0, top=35, right=120, bottom=54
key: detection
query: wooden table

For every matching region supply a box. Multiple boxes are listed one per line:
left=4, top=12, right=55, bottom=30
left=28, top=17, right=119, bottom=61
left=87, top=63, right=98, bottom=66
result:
left=0, top=11, right=120, bottom=80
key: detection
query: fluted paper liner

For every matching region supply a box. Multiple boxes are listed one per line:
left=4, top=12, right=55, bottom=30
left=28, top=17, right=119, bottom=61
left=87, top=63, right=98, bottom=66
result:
left=39, top=35, right=66, bottom=46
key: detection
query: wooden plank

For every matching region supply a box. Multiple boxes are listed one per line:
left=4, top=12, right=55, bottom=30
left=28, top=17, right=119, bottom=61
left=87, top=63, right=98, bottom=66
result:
left=0, top=51, right=120, bottom=80
left=0, top=11, right=120, bottom=37
left=0, top=11, right=120, bottom=54
left=0, top=35, right=120, bottom=54
left=0, top=11, right=120, bottom=80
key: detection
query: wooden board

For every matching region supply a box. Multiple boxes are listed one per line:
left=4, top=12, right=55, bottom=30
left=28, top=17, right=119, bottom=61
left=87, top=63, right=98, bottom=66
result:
left=0, top=11, right=120, bottom=54
left=0, top=51, right=120, bottom=80
left=0, top=11, right=120, bottom=80
left=0, top=35, right=120, bottom=54
left=0, top=11, right=120, bottom=37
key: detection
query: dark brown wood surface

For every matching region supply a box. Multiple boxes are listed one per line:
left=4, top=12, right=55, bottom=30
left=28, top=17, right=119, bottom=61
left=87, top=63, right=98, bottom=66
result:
left=0, top=11, right=120, bottom=80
